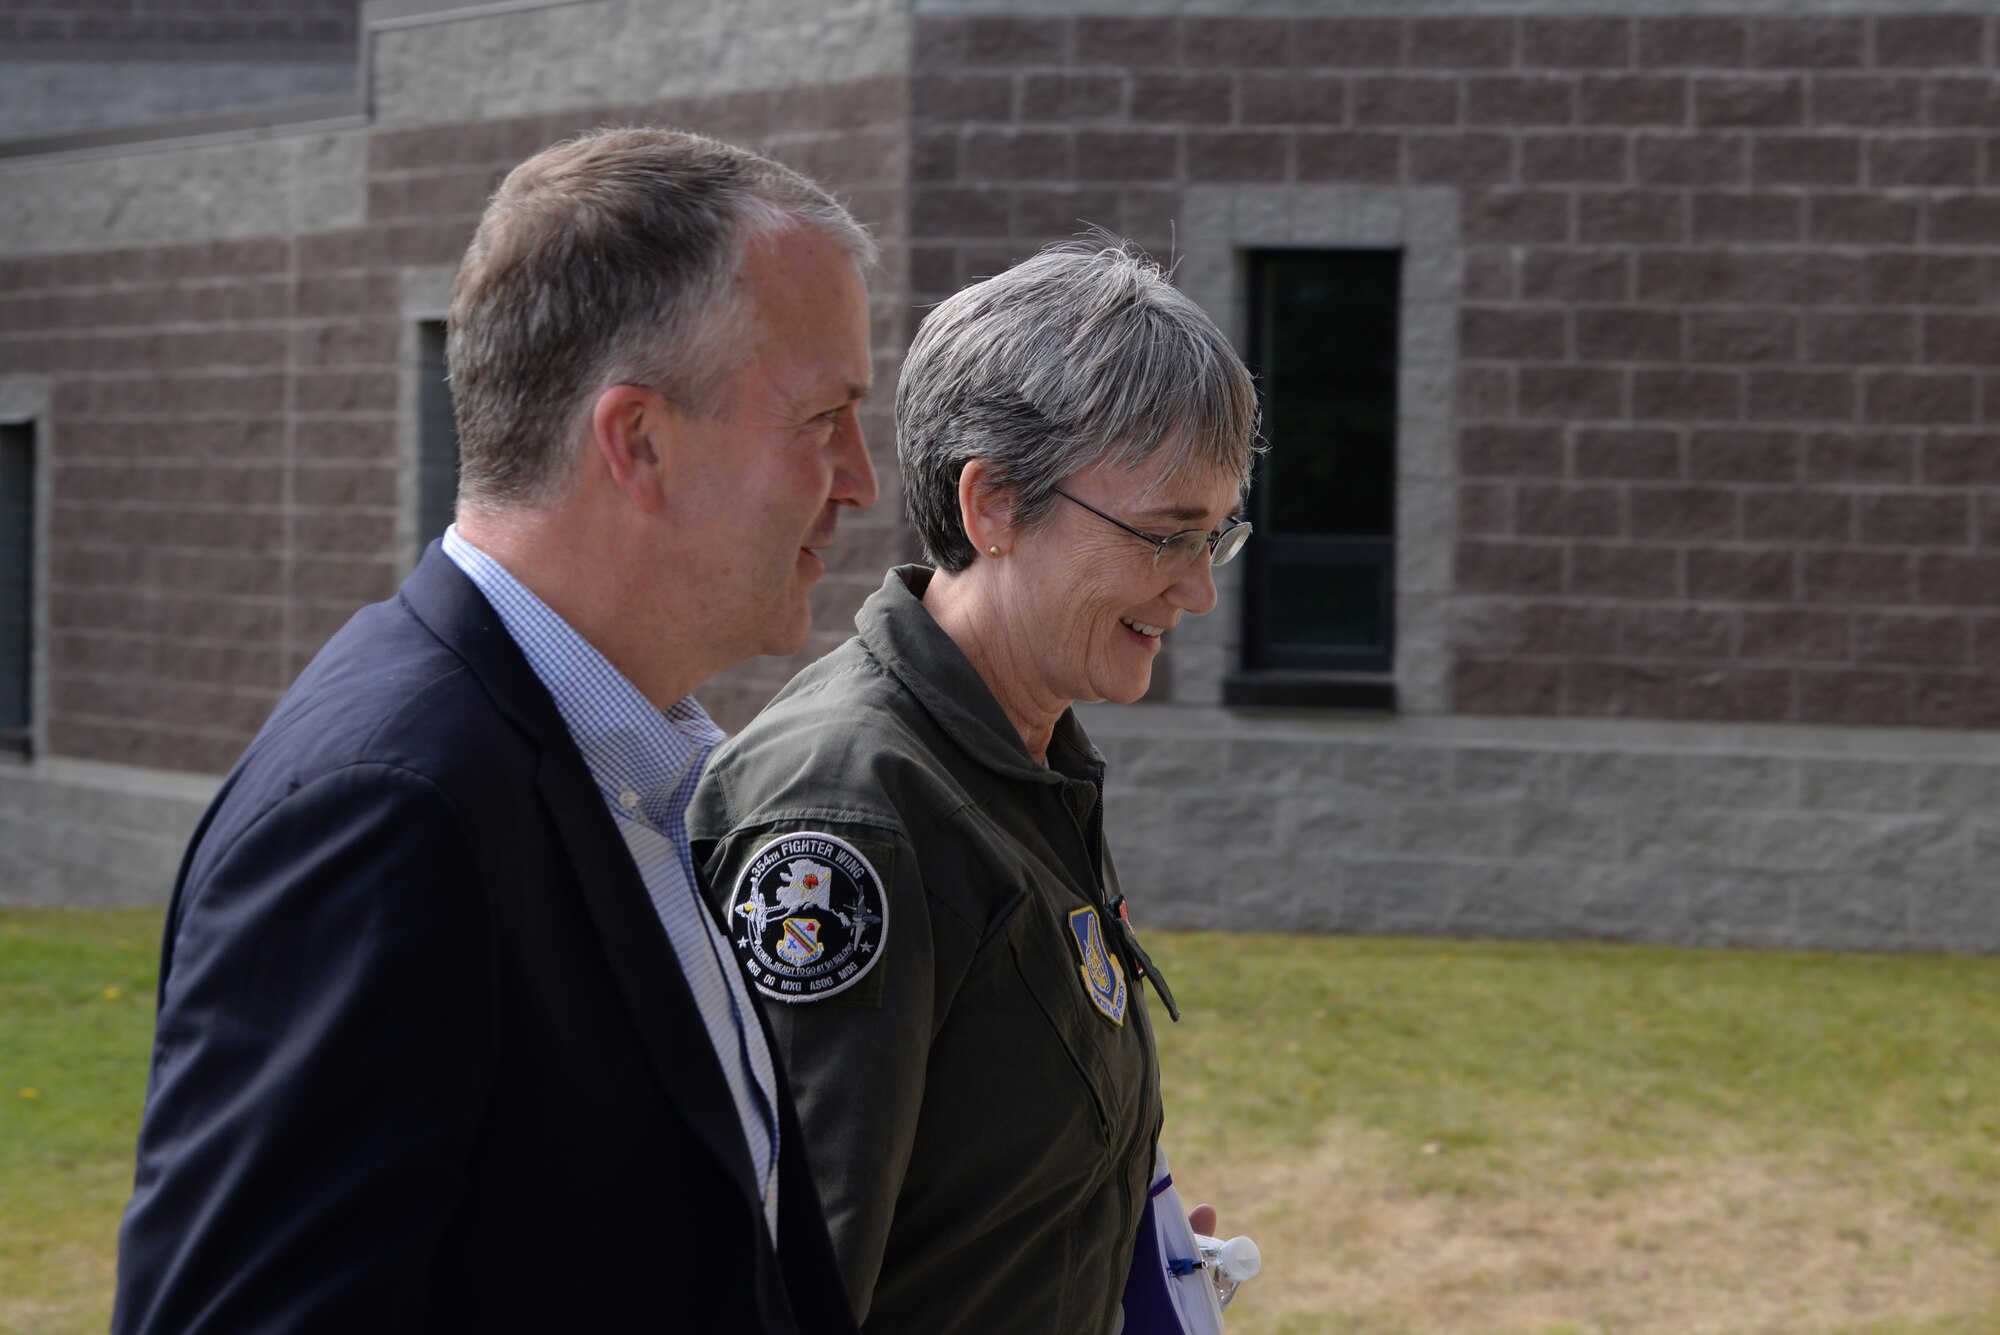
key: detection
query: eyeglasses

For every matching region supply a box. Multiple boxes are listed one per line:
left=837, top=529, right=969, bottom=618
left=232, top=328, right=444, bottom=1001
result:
left=1052, top=488, right=1253, bottom=572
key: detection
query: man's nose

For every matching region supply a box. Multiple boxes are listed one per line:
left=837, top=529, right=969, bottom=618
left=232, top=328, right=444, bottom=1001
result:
left=834, top=408, right=879, bottom=509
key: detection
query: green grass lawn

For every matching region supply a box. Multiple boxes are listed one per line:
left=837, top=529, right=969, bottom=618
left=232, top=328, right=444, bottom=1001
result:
left=0, top=910, right=160, bottom=1335
left=1147, top=933, right=2000, bottom=1334
left=4, top=907, right=1999, bottom=1334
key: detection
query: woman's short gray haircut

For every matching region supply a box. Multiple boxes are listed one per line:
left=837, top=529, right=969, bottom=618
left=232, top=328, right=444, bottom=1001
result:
left=897, top=237, right=1260, bottom=572
left=448, top=126, right=875, bottom=511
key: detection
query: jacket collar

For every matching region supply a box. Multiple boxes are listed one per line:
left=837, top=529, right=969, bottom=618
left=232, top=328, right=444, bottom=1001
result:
left=857, top=565, right=1104, bottom=788
left=396, top=543, right=767, bottom=1216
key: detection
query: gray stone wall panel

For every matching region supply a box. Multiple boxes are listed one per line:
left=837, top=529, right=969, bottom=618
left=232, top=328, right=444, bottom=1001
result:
left=0, top=62, right=359, bottom=143
left=1792, top=875, right=1914, bottom=951
left=1571, top=864, right=1686, bottom=940
left=1451, top=862, right=1569, bottom=936
left=372, top=0, right=909, bottom=129
left=1678, top=755, right=1800, bottom=809
left=1508, top=806, right=1621, bottom=864
left=1090, top=706, right=2000, bottom=954
left=1342, top=743, right=1455, bottom=803
left=1799, top=757, right=1915, bottom=811
left=1911, top=878, right=2000, bottom=953
left=0, top=132, right=367, bottom=256
left=1394, top=803, right=1512, bottom=857
left=1915, top=762, right=2000, bottom=813
left=1451, top=746, right=1566, bottom=802
left=1219, top=736, right=1339, bottom=790
left=1335, top=858, right=1458, bottom=934
left=0, top=762, right=212, bottom=907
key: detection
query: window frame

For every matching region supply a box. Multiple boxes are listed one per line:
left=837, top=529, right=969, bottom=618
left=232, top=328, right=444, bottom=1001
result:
left=413, top=316, right=459, bottom=560
left=1239, top=246, right=1402, bottom=680
left=1163, top=185, right=1463, bottom=717
left=398, top=267, right=459, bottom=571
left=0, top=419, right=34, bottom=757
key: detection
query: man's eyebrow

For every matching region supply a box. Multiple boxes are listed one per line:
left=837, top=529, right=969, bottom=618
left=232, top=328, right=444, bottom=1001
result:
left=816, top=379, right=868, bottom=409
left=791, top=379, right=869, bottom=416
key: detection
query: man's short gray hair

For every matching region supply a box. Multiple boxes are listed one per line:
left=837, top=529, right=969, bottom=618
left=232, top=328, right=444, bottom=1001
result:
left=448, top=126, right=875, bottom=511
left=897, top=237, right=1261, bottom=572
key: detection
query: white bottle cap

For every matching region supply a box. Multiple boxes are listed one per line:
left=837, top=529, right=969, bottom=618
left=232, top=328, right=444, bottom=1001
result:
left=1216, top=1235, right=1261, bottom=1284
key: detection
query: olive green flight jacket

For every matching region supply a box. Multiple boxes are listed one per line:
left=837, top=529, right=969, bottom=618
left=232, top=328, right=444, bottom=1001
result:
left=692, top=565, right=1166, bottom=1335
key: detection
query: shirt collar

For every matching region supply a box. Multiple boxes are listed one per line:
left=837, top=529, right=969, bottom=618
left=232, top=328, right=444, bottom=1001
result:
left=441, top=526, right=723, bottom=827
left=856, top=564, right=1102, bottom=787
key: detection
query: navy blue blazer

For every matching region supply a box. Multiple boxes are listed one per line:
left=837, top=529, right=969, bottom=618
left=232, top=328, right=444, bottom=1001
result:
left=115, top=545, right=857, bottom=1334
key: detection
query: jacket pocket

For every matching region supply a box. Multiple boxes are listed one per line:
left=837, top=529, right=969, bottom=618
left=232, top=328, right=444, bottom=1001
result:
left=1005, top=896, right=1121, bottom=1150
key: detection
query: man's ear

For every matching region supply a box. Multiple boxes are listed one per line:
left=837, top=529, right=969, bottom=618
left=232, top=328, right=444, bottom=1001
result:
left=956, top=457, right=1016, bottom=558
left=589, top=384, right=672, bottom=516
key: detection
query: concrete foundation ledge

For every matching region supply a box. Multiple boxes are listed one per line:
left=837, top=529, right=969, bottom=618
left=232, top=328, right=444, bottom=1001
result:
left=0, top=758, right=217, bottom=908
left=1079, top=704, right=2000, bottom=956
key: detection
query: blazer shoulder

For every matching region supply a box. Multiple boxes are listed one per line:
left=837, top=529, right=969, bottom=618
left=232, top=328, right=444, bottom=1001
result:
left=226, top=595, right=539, bottom=830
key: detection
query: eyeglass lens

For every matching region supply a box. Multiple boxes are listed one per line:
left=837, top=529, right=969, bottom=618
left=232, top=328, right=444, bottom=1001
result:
left=1155, top=520, right=1252, bottom=571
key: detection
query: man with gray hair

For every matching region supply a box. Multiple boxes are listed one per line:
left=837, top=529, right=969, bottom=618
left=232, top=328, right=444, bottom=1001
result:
left=114, top=128, right=875, bottom=1333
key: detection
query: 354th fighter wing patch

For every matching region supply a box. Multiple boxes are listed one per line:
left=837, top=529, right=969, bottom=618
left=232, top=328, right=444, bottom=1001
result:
left=727, top=832, right=888, bottom=1004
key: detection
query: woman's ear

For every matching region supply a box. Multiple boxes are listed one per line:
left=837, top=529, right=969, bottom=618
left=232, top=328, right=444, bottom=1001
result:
left=589, top=384, right=672, bottom=516
left=956, top=457, right=1016, bottom=559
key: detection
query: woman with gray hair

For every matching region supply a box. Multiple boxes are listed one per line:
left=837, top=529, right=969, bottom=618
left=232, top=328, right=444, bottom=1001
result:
left=692, top=237, right=1259, bottom=1334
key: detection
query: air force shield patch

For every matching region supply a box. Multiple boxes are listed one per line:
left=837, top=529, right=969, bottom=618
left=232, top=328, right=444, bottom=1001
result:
left=728, top=832, right=888, bottom=1004
left=1068, top=906, right=1128, bottom=1026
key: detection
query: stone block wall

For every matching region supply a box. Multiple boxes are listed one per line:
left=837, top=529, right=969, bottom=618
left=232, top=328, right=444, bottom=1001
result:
left=1090, top=705, right=2000, bottom=954
left=0, top=760, right=213, bottom=906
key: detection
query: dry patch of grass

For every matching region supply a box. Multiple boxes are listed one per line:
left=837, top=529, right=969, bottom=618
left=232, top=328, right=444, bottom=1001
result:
left=1192, top=1129, right=1998, bottom=1335
left=1150, top=932, right=2000, bottom=1335
left=0, top=1240, right=118, bottom=1335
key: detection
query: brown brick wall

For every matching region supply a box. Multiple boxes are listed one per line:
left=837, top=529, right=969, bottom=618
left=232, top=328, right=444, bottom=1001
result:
left=910, top=11, right=2000, bottom=729
left=0, top=73, right=908, bottom=772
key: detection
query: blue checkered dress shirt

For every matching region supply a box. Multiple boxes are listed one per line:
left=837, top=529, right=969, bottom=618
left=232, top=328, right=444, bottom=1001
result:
left=443, top=526, right=781, bottom=1239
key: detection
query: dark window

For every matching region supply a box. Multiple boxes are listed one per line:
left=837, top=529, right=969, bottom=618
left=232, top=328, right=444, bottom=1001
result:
left=416, top=320, right=459, bottom=557
left=0, top=423, right=33, bottom=755
left=1237, top=249, right=1399, bottom=692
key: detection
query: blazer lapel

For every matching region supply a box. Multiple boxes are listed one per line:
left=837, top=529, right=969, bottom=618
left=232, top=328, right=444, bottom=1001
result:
left=398, top=545, right=764, bottom=1214
left=531, top=755, right=765, bottom=1207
